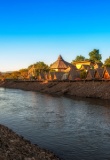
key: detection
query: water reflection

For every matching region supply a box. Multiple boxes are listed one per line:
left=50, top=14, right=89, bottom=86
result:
left=0, top=88, right=110, bottom=160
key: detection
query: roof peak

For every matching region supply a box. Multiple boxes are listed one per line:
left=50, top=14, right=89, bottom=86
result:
left=58, top=55, right=63, bottom=60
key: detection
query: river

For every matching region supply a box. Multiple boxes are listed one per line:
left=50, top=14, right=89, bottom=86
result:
left=0, top=88, right=110, bottom=160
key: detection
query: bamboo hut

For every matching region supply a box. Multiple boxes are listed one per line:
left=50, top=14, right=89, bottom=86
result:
left=50, top=55, right=73, bottom=72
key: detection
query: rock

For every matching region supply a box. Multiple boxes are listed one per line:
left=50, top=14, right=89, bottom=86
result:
left=0, top=124, right=61, bottom=160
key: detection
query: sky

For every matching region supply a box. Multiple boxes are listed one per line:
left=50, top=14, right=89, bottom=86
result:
left=0, top=0, right=110, bottom=72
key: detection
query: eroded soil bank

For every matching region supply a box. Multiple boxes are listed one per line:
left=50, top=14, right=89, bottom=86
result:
left=0, top=80, right=110, bottom=99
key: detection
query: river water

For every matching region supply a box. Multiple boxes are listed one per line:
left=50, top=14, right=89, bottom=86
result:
left=0, top=88, right=110, bottom=160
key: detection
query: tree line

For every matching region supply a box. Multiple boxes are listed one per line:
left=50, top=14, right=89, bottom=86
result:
left=0, top=49, right=110, bottom=80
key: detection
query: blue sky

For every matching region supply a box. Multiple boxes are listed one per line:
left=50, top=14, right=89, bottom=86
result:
left=0, top=0, right=110, bottom=71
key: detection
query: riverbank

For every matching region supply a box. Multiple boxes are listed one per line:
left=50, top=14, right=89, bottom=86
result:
left=0, top=80, right=110, bottom=99
left=0, top=124, right=61, bottom=160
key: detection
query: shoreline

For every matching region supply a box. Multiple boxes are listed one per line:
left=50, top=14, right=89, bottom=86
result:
left=0, top=124, right=61, bottom=160
left=0, top=80, right=110, bottom=100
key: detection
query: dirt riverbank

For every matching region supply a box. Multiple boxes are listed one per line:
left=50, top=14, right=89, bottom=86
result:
left=0, top=124, right=61, bottom=160
left=0, top=80, right=110, bottom=100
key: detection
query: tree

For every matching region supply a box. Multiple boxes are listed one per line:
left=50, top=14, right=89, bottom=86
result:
left=72, top=55, right=86, bottom=63
left=89, top=49, right=102, bottom=62
left=80, top=70, right=87, bottom=79
left=11, top=71, right=21, bottom=79
left=19, top=69, right=28, bottom=79
left=28, top=61, right=50, bottom=74
left=104, top=56, right=110, bottom=67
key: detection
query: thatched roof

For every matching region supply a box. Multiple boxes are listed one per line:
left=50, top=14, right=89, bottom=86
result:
left=94, top=62, right=103, bottom=69
left=50, top=55, right=72, bottom=69
left=68, top=69, right=81, bottom=80
left=44, top=73, right=49, bottom=80
left=86, top=69, right=96, bottom=80
left=37, top=73, right=45, bottom=80
left=104, top=67, right=110, bottom=74
left=61, top=72, right=69, bottom=80
left=102, top=67, right=110, bottom=78
left=95, top=68, right=103, bottom=78
left=53, top=72, right=64, bottom=80
left=48, top=72, right=54, bottom=80
left=64, top=65, right=77, bottom=72
left=79, top=65, right=90, bottom=70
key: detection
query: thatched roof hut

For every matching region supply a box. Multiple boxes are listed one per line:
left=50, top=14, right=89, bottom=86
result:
left=44, top=73, right=49, bottom=80
left=79, top=65, right=90, bottom=71
left=50, top=55, right=73, bottom=72
left=67, top=66, right=81, bottom=80
left=86, top=69, right=96, bottom=80
left=102, top=67, right=110, bottom=79
left=53, top=72, right=64, bottom=81
left=48, top=72, right=55, bottom=81
left=64, top=65, right=77, bottom=72
left=94, top=62, right=103, bottom=69
left=37, top=73, right=45, bottom=81
left=94, top=68, right=103, bottom=80
left=61, top=73, right=69, bottom=80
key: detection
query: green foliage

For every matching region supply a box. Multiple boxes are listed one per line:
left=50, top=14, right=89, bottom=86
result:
left=104, top=56, right=110, bottom=67
left=72, top=55, right=86, bottom=63
left=89, top=49, right=102, bottom=62
left=28, top=61, right=50, bottom=73
left=80, top=70, right=87, bottom=79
